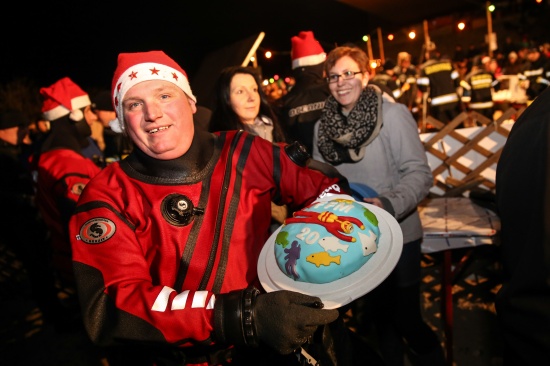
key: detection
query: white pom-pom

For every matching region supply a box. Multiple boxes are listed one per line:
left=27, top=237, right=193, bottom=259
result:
left=69, top=109, right=84, bottom=121
left=108, top=118, right=124, bottom=133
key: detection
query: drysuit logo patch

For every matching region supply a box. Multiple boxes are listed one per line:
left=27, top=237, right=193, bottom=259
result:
left=71, top=182, right=86, bottom=195
left=79, top=218, right=116, bottom=244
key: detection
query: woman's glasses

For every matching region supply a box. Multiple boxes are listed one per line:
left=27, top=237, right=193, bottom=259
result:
left=326, top=71, right=362, bottom=83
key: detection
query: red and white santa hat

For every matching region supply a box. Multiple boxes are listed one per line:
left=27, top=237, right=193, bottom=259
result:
left=40, top=77, right=91, bottom=121
left=111, top=50, right=196, bottom=131
left=291, top=31, right=326, bottom=69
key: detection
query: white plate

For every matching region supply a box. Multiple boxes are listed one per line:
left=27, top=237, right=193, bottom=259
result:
left=258, top=195, right=403, bottom=309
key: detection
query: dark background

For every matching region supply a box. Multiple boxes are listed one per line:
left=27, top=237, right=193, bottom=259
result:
left=1, top=0, right=367, bottom=89
left=0, top=0, right=547, bottom=100
left=0, top=1, right=490, bottom=86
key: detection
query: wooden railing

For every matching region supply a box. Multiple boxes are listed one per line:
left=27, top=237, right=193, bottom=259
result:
left=420, top=107, right=525, bottom=197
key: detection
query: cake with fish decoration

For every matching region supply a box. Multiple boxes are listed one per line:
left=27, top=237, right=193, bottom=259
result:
left=274, top=196, right=380, bottom=284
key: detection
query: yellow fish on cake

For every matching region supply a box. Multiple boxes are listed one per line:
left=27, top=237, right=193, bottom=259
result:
left=306, top=251, right=341, bottom=267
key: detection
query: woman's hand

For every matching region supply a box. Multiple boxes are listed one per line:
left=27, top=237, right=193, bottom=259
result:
left=363, top=197, right=384, bottom=209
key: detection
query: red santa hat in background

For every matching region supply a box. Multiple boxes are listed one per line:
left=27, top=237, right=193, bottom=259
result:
left=291, top=31, right=326, bottom=69
left=40, top=77, right=91, bottom=121
left=111, top=50, right=196, bottom=132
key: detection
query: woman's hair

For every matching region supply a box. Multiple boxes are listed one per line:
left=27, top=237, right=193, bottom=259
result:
left=209, top=66, right=286, bottom=142
left=324, top=46, right=370, bottom=76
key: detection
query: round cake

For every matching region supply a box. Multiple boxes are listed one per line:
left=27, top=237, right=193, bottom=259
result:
left=274, top=196, right=380, bottom=284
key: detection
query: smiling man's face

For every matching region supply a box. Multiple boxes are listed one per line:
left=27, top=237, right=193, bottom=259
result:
left=122, top=80, right=197, bottom=160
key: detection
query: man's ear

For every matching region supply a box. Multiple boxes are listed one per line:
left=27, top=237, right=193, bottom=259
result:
left=84, top=105, right=98, bottom=123
left=37, top=120, right=50, bottom=132
left=188, top=98, right=197, bottom=114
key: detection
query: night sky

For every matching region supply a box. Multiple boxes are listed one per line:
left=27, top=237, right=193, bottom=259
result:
left=1, top=0, right=377, bottom=91
left=2, top=0, right=547, bottom=96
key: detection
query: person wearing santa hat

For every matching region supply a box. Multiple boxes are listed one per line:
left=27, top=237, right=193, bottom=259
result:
left=90, top=89, right=133, bottom=163
left=277, top=31, right=330, bottom=154
left=33, top=77, right=102, bottom=295
left=68, top=50, right=355, bottom=365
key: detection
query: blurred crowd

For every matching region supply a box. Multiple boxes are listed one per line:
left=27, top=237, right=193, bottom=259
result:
left=262, top=37, right=550, bottom=131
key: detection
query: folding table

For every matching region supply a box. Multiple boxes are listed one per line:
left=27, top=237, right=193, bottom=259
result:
left=418, top=196, right=500, bottom=366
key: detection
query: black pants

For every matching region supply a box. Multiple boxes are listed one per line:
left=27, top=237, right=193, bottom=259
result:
left=104, top=315, right=385, bottom=366
left=430, top=102, right=461, bottom=124
left=351, top=240, right=445, bottom=366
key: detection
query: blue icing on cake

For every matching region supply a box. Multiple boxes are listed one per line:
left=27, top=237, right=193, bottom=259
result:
left=274, top=197, right=380, bottom=284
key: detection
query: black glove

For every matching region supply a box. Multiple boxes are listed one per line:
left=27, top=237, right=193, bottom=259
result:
left=214, top=288, right=339, bottom=355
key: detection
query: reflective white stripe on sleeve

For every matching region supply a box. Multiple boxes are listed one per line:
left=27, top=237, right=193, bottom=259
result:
left=469, top=101, right=494, bottom=109
left=417, top=77, right=429, bottom=86
left=171, top=290, right=190, bottom=310
left=152, top=286, right=176, bottom=312
left=460, top=80, right=471, bottom=90
left=524, top=68, right=543, bottom=77
left=430, top=93, right=459, bottom=106
left=192, top=291, right=209, bottom=308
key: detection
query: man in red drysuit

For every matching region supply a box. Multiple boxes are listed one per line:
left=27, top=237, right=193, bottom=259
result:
left=69, top=50, right=355, bottom=366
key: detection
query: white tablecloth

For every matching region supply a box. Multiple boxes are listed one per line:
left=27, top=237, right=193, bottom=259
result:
left=418, top=197, right=500, bottom=253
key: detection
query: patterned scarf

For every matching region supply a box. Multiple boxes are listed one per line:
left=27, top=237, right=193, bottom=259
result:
left=317, top=85, right=383, bottom=165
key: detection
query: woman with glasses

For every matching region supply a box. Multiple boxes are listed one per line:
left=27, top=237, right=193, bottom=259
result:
left=312, top=45, right=446, bottom=366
